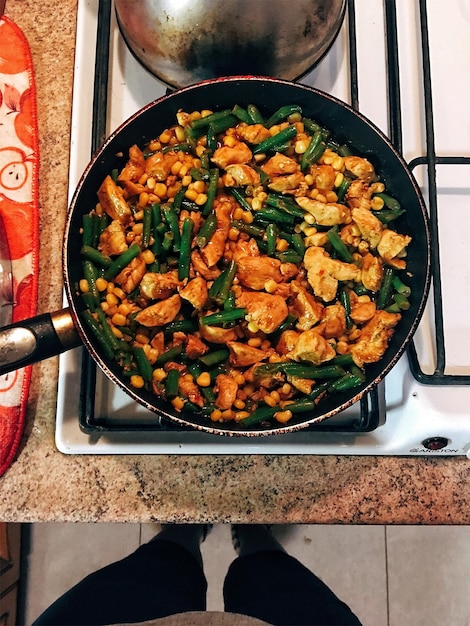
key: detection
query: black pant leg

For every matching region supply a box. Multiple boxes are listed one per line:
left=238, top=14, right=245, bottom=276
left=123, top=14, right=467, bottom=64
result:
left=223, top=550, right=361, bottom=626
left=33, top=539, right=207, bottom=626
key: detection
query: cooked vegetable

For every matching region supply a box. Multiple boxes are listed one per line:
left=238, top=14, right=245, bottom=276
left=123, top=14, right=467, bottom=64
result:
left=78, top=102, right=413, bottom=427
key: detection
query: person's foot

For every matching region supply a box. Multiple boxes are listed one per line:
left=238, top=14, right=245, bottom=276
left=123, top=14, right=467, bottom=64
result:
left=231, top=524, right=283, bottom=557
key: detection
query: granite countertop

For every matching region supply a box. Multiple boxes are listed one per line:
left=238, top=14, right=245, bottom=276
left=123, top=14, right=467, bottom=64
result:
left=0, top=0, right=469, bottom=525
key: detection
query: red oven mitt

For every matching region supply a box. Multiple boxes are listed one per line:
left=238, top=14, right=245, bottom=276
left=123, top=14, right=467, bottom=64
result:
left=0, top=15, right=39, bottom=477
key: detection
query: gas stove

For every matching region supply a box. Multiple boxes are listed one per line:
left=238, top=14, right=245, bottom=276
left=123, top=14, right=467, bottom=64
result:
left=56, top=0, right=470, bottom=456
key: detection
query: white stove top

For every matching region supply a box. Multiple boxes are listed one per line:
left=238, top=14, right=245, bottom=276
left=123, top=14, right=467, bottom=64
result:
left=56, top=0, right=470, bottom=456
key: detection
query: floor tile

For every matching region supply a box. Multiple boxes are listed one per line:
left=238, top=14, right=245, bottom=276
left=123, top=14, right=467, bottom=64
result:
left=22, top=522, right=140, bottom=625
left=275, top=524, right=388, bottom=626
left=387, top=525, right=470, bottom=626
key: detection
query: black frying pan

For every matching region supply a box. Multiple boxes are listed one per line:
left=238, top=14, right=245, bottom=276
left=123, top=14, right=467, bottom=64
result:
left=0, top=77, right=431, bottom=436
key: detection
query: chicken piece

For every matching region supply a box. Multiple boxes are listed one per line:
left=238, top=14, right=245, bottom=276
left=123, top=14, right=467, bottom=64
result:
left=304, top=246, right=360, bottom=302
left=350, top=310, right=401, bottom=367
left=179, top=209, right=202, bottom=235
left=350, top=300, right=376, bottom=324
left=222, top=164, right=260, bottom=187
left=98, top=219, right=128, bottom=257
left=179, top=276, right=208, bottom=310
left=135, top=294, right=181, bottom=327
left=97, top=175, right=132, bottom=224
left=236, top=255, right=283, bottom=290
left=291, top=281, right=324, bottom=331
left=145, top=150, right=179, bottom=181
left=178, top=373, right=204, bottom=407
left=185, top=334, right=209, bottom=360
left=377, top=229, right=412, bottom=269
left=231, top=237, right=260, bottom=262
left=114, top=255, right=147, bottom=294
left=140, top=269, right=181, bottom=300
left=296, top=196, right=351, bottom=226
left=117, top=144, right=146, bottom=183
left=287, top=329, right=336, bottom=365
left=261, top=153, right=299, bottom=176
left=352, top=207, right=383, bottom=249
left=200, top=196, right=233, bottom=267
left=150, top=331, right=165, bottom=355
left=276, top=330, right=300, bottom=355
left=236, top=291, right=288, bottom=334
left=319, top=303, right=347, bottom=339
left=237, top=123, right=271, bottom=144
left=309, top=164, right=336, bottom=192
left=280, top=262, right=299, bottom=281
left=304, top=231, right=329, bottom=248
left=343, top=156, right=375, bottom=182
left=361, top=252, right=383, bottom=292
left=287, top=375, right=315, bottom=395
left=198, top=321, right=238, bottom=344
left=345, top=179, right=373, bottom=211
left=214, top=374, right=239, bottom=411
left=227, top=341, right=269, bottom=367
left=268, top=171, right=307, bottom=194
left=211, top=141, right=252, bottom=169
left=191, top=250, right=221, bottom=280
left=119, top=180, right=146, bottom=197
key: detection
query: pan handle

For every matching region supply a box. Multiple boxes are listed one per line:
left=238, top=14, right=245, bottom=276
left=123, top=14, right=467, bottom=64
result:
left=0, top=308, right=81, bottom=375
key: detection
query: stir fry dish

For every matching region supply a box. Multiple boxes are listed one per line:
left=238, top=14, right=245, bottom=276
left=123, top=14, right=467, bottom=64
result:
left=78, top=102, right=412, bottom=428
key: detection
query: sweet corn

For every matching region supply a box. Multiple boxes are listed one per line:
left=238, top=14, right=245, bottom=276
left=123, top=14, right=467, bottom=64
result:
left=79, top=279, right=89, bottom=293
left=171, top=396, right=185, bottom=411
left=195, top=193, right=208, bottom=206
left=276, top=238, right=289, bottom=252
left=130, top=375, right=145, bottom=389
left=153, top=368, right=167, bottom=382
left=264, top=395, right=277, bottom=407
left=106, top=293, right=119, bottom=307
left=274, top=410, right=293, bottom=424
left=233, top=398, right=246, bottom=410
left=142, top=249, right=155, bottom=265
left=111, top=312, right=127, bottom=327
left=175, top=126, right=186, bottom=142
left=159, top=129, right=172, bottom=144
left=334, top=172, right=344, bottom=188
left=264, top=279, right=278, bottom=294
left=154, top=183, right=168, bottom=198
left=210, top=409, right=223, bottom=422
left=241, top=210, right=254, bottom=224
left=235, top=411, right=250, bottom=422
left=196, top=372, right=211, bottom=387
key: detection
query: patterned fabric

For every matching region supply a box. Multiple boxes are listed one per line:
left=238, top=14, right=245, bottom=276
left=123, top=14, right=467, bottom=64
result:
left=0, top=15, right=39, bottom=476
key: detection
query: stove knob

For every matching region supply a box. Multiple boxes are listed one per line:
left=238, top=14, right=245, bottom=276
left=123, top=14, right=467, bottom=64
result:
left=421, top=437, right=449, bottom=450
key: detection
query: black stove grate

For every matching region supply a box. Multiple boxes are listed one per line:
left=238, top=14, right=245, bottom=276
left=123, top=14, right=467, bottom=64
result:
left=77, top=0, right=466, bottom=435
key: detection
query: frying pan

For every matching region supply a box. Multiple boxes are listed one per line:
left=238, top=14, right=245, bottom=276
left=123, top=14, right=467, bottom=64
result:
left=0, top=77, right=431, bottom=436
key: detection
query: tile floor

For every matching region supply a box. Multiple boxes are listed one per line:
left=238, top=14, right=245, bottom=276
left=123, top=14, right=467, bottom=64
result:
left=19, top=522, right=470, bottom=626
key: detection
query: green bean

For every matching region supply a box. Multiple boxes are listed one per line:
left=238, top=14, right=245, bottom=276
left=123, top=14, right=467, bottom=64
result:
left=374, top=192, right=401, bottom=212
left=302, top=117, right=322, bottom=135
left=327, top=373, right=364, bottom=392
left=336, top=176, right=351, bottom=203
left=209, top=114, right=238, bottom=135
left=164, top=319, right=198, bottom=335
left=279, top=231, right=305, bottom=256
left=202, top=168, right=219, bottom=215
left=163, top=205, right=181, bottom=251
left=377, top=266, right=395, bottom=309
left=338, top=144, right=353, bottom=157
left=247, top=104, right=265, bottom=125
left=200, top=308, right=247, bottom=326
left=373, top=207, right=405, bottom=224
left=141, top=206, right=152, bottom=249
left=196, top=212, right=217, bottom=248
left=82, top=215, right=95, bottom=247
left=230, top=188, right=253, bottom=213
left=206, top=124, right=217, bottom=154
left=327, top=226, right=354, bottom=263
left=238, top=404, right=278, bottom=427
left=392, top=292, right=410, bottom=310
left=208, top=269, right=228, bottom=300
left=161, top=231, right=174, bottom=255
left=276, top=250, right=302, bottom=264
left=81, top=310, right=115, bottom=361
left=254, top=207, right=295, bottom=225
left=165, top=368, right=180, bottom=398
left=154, top=344, right=184, bottom=366
left=215, top=261, right=238, bottom=306
left=266, top=194, right=305, bottom=219
left=191, top=109, right=233, bottom=130
left=133, top=346, right=153, bottom=383
left=254, top=362, right=346, bottom=380
left=96, top=308, right=126, bottom=354
left=266, top=104, right=302, bottom=128
left=301, top=129, right=322, bottom=171
left=103, top=243, right=141, bottom=281
left=162, top=143, right=192, bottom=154
left=392, top=275, right=411, bottom=297
left=270, top=313, right=298, bottom=340
left=224, top=290, right=236, bottom=310
left=178, top=218, right=194, bottom=281
left=199, top=349, right=230, bottom=367
left=330, top=353, right=354, bottom=367
left=231, top=220, right=265, bottom=239
left=81, top=245, right=112, bottom=268
left=266, top=223, right=277, bottom=256
left=252, top=125, right=298, bottom=155
left=232, top=104, right=252, bottom=124
left=172, top=186, right=187, bottom=213
left=82, top=260, right=100, bottom=300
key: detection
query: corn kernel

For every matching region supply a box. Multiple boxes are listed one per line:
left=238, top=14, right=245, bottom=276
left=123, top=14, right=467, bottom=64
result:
left=142, top=249, right=155, bottom=265
left=274, top=409, right=293, bottom=424
left=195, top=193, right=208, bottom=206
left=130, top=375, right=145, bottom=389
left=106, top=293, right=119, bottom=307
left=196, top=372, right=211, bottom=387
left=171, top=161, right=183, bottom=176
left=96, top=277, right=108, bottom=292
left=221, top=409, right=235, bottom=420
left=210, top=409, right=223, bottom=422
left=304, top=173, right=314, bottom=186
left=295, top=139, right=310, bottom=154
left=247, top=321, right=259, bottom=333
left=270, top=390, right=281, bottom=404
left=371, top=196, right=384, bottom=210
left=281, top=383, right=292, bottom=395
left=118, top=303, right=132, bottom=316
left=233, top=207, right=244, bottom=221
left=148, top=139, right=161, bottom=152
left=235, top=411, right=250, bottom=422
left=261, top=340, right=271, bottom=351
left=159, top=129, right=172, bottom=144
left=228, top=227, right=240, bottom=241
left=264, top=279, right=278, bottom=294
left=79, top=279, right=89, bottom=293
left=233, top=372, right=245, bottom=386
left=332, top=156, right=344, bottom=171
left=224, top=135, right=237, bottom=147
left=242, top=211, right=254, bottom=224
left=154, top=183, right=168, bottom=199
left=111, top=312, right=127, bottom=327
left=334, top=172, right=344, bottom=188
left=106, top=282, right=115, bottom=293
left=276, top=238, right=289, bottom=252
left=316, top=193, right=327, bottom=203
left=326, top=191, right=338, bottom=203
left=153, top=368, right=167, bottom=382
left=233, top=398, right=246, bottom=410
left=264, top=395, right=277, bottom=407
left=135, top=332, right=150, bottom=345
left=175, top=126, right=186, bottom=142
left=171, top=396, right=185, bottom=411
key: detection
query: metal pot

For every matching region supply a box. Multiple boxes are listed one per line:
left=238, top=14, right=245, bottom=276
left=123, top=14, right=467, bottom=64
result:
left=0, top=77, right=431, bottom=436
left=114, top=0, right=346, bottom=88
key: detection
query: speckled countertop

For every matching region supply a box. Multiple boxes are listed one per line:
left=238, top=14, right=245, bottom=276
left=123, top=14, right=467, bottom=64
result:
left=0, top=0, right=469, bottom=525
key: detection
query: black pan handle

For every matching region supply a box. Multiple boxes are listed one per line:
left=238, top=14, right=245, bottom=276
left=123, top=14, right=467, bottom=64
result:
left=0, top=308, right=82, bottom=375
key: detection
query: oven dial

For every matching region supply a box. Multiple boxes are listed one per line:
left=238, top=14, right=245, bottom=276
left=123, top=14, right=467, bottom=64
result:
left=421, top=437, right=449, bottom=450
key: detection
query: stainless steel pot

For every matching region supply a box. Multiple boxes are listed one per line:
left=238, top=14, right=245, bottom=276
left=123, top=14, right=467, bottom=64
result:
left=114, top=0, right=346, bottom=88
